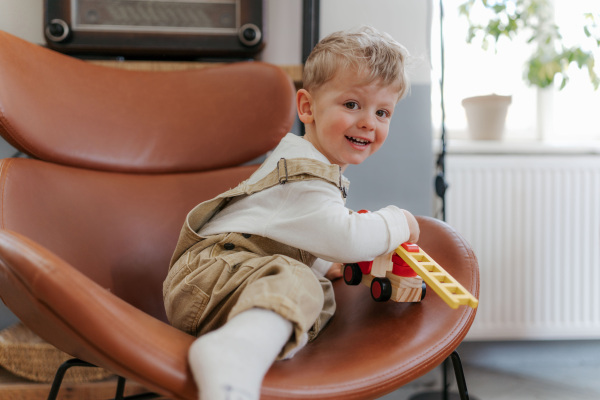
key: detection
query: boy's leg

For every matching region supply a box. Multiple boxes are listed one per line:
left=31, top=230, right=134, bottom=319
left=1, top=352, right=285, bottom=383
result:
left=169, top=233, right=327, bottom=399
left=186, top=254, right=324, bottom=400
left=188, top=307, right=292, bottom=400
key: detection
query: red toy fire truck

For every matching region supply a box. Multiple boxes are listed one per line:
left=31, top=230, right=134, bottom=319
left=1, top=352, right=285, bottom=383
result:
left=343, top=223, right=478, bottom=309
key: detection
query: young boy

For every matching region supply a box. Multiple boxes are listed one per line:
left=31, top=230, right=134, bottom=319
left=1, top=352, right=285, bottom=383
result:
left=163, top=26, right=419, bottom=400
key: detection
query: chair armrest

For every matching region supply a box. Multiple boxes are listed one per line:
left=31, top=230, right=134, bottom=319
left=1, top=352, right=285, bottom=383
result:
left=0, top=230, right=196, bottom=400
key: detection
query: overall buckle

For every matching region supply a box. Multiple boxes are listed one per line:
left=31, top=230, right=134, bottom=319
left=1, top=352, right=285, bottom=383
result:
left=278, top=158, right=288, bottom=184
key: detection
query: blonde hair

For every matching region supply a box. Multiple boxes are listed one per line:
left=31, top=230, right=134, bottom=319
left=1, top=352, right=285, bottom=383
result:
left=302, top=26, right=410, bottom=100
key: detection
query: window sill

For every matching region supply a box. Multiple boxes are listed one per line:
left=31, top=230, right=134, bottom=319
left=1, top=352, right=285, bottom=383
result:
left=433, top=139, right=600, bottom=156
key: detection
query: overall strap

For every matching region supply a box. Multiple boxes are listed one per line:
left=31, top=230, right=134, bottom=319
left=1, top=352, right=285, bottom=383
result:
left=243, top=158, right=347, bottom=199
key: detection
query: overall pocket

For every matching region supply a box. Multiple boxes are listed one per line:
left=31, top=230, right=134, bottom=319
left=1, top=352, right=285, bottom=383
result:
left=163, top=252, right=211, bottom=335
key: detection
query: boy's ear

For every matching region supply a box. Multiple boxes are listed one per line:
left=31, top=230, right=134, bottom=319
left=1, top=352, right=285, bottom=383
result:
left=296, top=89, right=314, bottom=124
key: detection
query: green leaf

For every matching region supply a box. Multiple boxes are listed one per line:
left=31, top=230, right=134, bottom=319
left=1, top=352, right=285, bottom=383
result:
left=492, top=4, right=506, bottom=13
left=558, top=77, right=567, bottom=90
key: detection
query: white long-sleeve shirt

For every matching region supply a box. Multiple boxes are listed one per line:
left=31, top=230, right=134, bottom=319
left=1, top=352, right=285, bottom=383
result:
left=199, top=133, right=411, bottom=275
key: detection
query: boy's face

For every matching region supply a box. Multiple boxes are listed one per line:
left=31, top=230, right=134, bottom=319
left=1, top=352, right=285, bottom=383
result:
left=298, top=68, right=399, bottom=171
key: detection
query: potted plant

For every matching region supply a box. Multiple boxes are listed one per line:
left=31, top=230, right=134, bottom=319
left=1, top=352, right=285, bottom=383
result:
left=457, top=0, right=600, bottom=139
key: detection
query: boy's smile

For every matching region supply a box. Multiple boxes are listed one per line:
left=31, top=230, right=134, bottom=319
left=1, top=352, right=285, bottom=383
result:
left=297, top=68, right=399, bottom=172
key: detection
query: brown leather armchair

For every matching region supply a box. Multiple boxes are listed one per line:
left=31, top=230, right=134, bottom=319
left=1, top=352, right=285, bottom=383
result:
left=0, top=31, right=479, bottom=400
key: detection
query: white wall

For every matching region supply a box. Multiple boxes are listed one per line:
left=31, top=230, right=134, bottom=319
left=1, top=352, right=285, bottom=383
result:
left=0, top=0, right=43, bottom=44
left=320, top=0, right=431, bottom=85
left=260, top=0, right=303, bottom=64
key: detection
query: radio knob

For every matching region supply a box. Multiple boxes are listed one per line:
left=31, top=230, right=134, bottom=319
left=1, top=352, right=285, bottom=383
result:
left=239, top=23, right=262, bottom=47
left=45, top=19, right=70, bottom=43
left=243, top=29, right=257, bottom=42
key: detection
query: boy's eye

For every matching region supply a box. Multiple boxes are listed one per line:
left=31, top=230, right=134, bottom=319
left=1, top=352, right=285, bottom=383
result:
left=376, top=109, right=390, bottom=118
left=344, top=102, right=359, bottom=110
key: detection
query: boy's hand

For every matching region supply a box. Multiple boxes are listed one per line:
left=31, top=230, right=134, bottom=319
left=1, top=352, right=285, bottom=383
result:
left=325, top=263, right=343, bottom=280
left=402, top=210, right=420, bottom=244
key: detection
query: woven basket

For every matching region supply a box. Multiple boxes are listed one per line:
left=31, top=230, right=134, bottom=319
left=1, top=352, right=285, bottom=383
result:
left=0, top=322, right=113, bottom=383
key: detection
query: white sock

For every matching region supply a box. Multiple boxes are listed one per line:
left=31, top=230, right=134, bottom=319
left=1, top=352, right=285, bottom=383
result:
left=188, top=308, right=293, bottom=400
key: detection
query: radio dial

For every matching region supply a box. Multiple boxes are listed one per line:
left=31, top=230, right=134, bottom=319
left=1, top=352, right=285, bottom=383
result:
left=46, top=19, right=70, bottom=43
left=239, top=24, right=261, bottom=47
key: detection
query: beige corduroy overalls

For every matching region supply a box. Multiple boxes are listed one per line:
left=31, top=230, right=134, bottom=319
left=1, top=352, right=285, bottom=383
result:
left=163, top=158, right=348, bottom=357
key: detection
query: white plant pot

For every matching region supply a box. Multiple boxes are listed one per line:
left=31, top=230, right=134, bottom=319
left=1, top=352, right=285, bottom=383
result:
left=461, top=94, right=512, bottom=140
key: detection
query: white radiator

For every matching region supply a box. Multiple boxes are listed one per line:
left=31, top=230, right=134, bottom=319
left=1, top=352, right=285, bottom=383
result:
left=446, top=154, right=600, bottom=340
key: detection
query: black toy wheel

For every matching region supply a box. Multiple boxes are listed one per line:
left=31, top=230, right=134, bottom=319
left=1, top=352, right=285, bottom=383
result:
left=343, top=263, right=362, bottom=285
left=371, top=277, right=392, bottom=302
left=421, top=282, right=427, bottom=300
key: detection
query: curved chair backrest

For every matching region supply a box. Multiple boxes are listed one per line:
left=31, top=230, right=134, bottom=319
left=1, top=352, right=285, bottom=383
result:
left=0, top=31, right=296, bottom=322
left=0, top=32, right=294, bottom=174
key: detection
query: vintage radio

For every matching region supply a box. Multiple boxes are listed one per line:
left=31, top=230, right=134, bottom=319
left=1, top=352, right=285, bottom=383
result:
left=44, top=0, right=264, bottom=58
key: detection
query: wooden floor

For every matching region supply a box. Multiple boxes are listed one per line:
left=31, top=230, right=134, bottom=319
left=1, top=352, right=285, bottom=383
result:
left=0, top=368, right=168, bottom=400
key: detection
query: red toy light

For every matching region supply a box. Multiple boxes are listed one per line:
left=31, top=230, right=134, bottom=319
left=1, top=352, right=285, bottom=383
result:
left=401, top=242, right=420, bottom=252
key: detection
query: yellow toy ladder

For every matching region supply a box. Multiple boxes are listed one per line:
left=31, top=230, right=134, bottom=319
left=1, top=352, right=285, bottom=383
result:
left=395, top=243, right=478, bottom=309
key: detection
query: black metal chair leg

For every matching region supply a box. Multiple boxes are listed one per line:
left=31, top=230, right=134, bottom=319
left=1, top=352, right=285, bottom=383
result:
left=47, top=358, right=97, bottom=400
left=449, top=350, right=470, bottom=400
left=113, top=377, right=163, bottom=399
left=409, top=351, right=476, bottom=400
left=115, top=376, right=127, bottom=400
left=47, top=358, right=161, bottom=400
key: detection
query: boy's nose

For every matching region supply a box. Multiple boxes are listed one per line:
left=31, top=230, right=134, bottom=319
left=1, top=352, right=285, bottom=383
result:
left=358, top=113, right=376, bottom=131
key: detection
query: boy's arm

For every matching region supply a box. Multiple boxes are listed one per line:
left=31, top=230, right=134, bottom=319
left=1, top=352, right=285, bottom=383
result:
left=311, top=258, right=343, bottom=280
left=325, top=263, right=343, bottom=280
left=402, top=209, right=420, bottom=243
left=311, top=258, right=332, bottom=277
left=264, top=180, right=414, bottom=263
